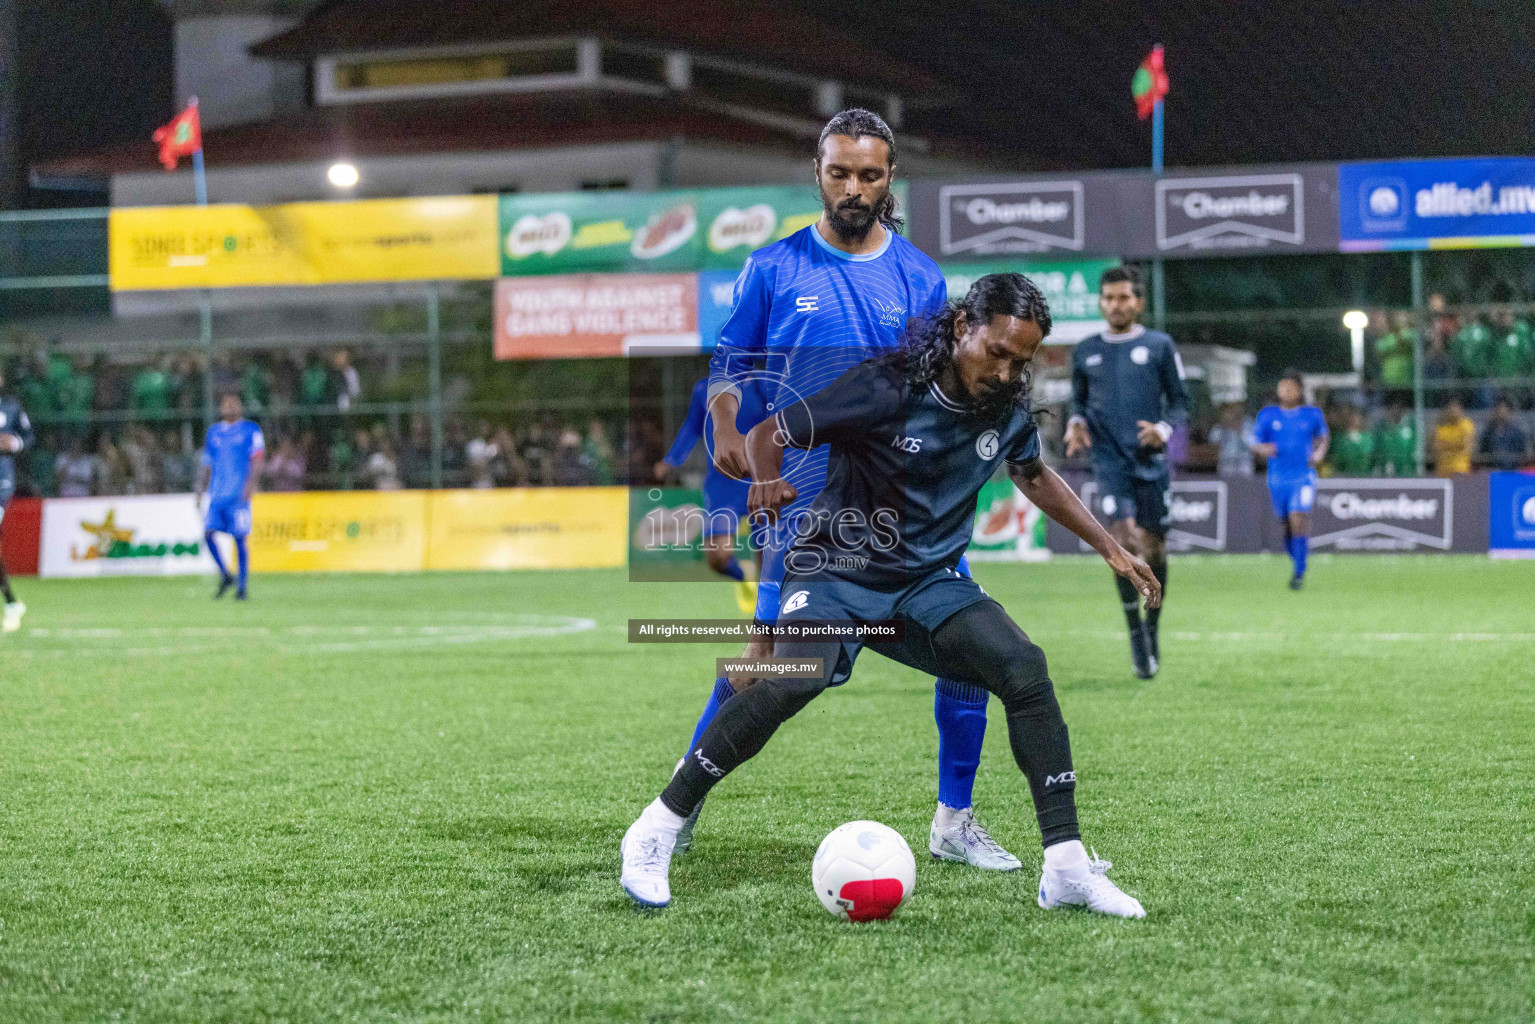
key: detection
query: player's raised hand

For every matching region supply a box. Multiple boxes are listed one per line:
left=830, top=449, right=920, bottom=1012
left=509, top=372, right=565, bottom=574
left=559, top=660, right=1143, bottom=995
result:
left=1135, top=420, right=1167, bottom=448
left=1105, top=545, right=1162, bottom=609
left=748, top=478, right=797, bottom=526
left=1064, top=420, right=1092, bottom=457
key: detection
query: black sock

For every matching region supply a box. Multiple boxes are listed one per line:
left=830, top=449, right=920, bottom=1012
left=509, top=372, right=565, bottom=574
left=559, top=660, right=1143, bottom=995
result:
left=0, top=560, right=14, bottom=604
left=660, top=659, right=830, bottom=817
left=931, top=603, right=1080, bottom=848
left=1115, top=574, right=1142, bottom=630
left=1145, top=558, right=1167, bottom=637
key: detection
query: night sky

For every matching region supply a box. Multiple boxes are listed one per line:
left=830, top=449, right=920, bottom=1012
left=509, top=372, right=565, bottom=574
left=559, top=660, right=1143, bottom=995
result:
left=9, top=0, right=1535, bottom=207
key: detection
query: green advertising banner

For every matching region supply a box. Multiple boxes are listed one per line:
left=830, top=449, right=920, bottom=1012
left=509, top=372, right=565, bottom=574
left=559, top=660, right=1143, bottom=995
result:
left=500, top=191, right=703, bottom=276
left=939, top=257, right=1116, bottom=341
left=500, top=184, right=911, bottom=276
left=697, top=187, right=823, bottom=270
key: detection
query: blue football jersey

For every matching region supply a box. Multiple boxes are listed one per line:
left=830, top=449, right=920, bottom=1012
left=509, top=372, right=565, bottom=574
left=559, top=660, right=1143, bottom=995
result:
left=1253, top=404, right=1327, bottom=482
left=707, top=225, right=948, bottom=517
left=202, top=419, right=265, bottom=506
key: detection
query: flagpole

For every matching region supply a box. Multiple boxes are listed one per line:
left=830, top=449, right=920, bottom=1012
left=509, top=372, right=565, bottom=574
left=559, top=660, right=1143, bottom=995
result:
left=192, top=146, right=207, bottom=206
left=1151, top=95, right=1166, bottom=330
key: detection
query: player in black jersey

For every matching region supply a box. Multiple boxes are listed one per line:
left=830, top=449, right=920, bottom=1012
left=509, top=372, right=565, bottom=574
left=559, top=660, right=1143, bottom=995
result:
left=621, top=274, right=1159, bottom=918
left=1065, top=266, right=1189, bottom=679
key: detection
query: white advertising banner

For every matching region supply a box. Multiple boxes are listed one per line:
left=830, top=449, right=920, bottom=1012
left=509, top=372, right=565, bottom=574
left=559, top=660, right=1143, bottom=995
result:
left=40, top=494, right=218, bottom=578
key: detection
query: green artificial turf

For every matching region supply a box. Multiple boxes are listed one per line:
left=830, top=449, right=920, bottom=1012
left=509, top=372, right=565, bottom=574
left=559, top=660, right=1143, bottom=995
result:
left=1, top=555, right=1532, bottom=1023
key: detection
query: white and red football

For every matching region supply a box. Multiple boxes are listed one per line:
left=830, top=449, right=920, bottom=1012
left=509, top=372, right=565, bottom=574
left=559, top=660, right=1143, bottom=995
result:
left=811, top=821, right=916, bottom=921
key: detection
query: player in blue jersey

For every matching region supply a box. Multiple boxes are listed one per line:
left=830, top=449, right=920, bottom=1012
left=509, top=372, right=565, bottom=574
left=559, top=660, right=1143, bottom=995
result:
left=622, top=274, right=1159, bottom=916
left=196, top=393, right=264, bottom=600
left=1065, top=266, right=1189, bottom=680
left=655, top=375, right=769, bottom=613
left=677, top=109, right=1018, bottom=871
left=1251, top=370, right=1329, bottom=589
left=0, top=363, right=35, bottom=634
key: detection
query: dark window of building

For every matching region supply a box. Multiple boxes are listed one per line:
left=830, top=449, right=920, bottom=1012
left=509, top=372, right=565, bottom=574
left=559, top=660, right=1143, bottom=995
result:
left=691, top=63, right=814, bottom=118
left=332, top=44, right=580, bottom=93
left=603, top=46, right=668, bottom=87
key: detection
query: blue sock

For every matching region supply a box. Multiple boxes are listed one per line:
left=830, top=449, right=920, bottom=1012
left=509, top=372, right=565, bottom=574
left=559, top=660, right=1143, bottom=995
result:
left=205, top=531, right=230, bottom=580
left=235, top=536, right=249, bottom=591
left=1289, top=535, right=1308, bottom=578
left=687, top=677, right=736, bottom=753
left=934, top=678, right=988, bottom=810
left=718, top=556, right=745, bottom=582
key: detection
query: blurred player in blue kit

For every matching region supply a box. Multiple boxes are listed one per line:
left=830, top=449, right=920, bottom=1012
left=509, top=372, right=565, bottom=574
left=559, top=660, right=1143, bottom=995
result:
left=655, top=375, right=769, bottom=614
left=1251, top=370, right=1329, bottom=589
left=0, top=363, right=34, bottom=634
left=680, top=108, right=1022, bottom=871
left=196, top=393, right=264, bottom=600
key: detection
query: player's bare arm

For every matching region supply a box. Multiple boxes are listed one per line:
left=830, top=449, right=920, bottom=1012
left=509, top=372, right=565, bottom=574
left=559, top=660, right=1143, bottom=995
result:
left=1007, top=457, right=1161, bottom=608
left=1135, top=419, right=1168, bottom=448
left=244, top=451, right=265, bottom=504
left=1310, top=433, right=1330, bottom=467
left=708, top=391, right=750, bottom=479
left=743, top=417, right=797, bottom=526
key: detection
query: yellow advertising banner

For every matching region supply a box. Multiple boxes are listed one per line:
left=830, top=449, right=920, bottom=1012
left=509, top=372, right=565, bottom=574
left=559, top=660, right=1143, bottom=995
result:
left=250, top=491, right=428, bottom=573
left=109, top=195, right=499, bottom=290
left=426, top=487, right=627, bottom=570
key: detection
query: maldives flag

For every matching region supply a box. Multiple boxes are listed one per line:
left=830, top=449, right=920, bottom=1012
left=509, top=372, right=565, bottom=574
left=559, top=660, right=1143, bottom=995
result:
left=1132, top=45, right=1169, bottom=120
left=152, top=99, right=202, bottom=170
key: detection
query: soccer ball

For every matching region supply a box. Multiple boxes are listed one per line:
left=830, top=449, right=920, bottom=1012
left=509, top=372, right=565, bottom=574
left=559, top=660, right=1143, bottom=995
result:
left=811, top=820, right=916, bottom=921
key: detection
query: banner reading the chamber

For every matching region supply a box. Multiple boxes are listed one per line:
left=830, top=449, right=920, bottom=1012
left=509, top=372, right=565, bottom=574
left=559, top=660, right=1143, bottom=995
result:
left=494, top=272, right=698, bottom=358
left=426, top=487, right=627, bottom=570
left=940, top=258, right=1117, bottom=343
left=248, top=491, right=428, bottom=573
left=109, top=195, right=500, bottom=290
left=39, top=494, right=214, bottom=577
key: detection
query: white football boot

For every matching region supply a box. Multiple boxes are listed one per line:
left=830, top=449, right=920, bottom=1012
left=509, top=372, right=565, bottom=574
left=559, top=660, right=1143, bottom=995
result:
left=929, top=806, right=1023, bottom=871
left=620, top=798, right=683, bottom=909
left=1038, top=845, right=1146, bottom=918
left=2, top=601, right=25, bottom=633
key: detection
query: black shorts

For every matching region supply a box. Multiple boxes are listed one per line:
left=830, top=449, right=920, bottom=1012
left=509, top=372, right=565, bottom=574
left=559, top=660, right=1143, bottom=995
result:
left=1093, top=461, right=1171, bottom=538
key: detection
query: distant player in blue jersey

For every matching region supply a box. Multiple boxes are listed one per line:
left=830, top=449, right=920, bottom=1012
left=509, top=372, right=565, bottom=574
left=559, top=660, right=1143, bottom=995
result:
left=1251, top=370, right=1329, bottom=589
left=622, top=274, right=1160, bottom=916
left=0, top=363, right=34, bottom=634
left=655, top=375, right=769, bottom=613
left=675, top=109, right=1019, bottom=871
left=196, top=393, right=264, bottom=600
left=1066, top=266, right=1189, bottom=679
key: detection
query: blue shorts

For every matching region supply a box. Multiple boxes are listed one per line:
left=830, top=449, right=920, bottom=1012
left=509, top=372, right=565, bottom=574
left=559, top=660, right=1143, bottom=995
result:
left=701, top=468, right=749, bottom=539
left=776, top=565, right=994, bottom=686
left=1268, top=474, right=1318, bottom=518
left=205, top=501, right=252, bottom=538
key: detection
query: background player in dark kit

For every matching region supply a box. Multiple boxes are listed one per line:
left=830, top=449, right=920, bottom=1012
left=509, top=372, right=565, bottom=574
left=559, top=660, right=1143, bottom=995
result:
left=622, top=275, right=1160, bottom=918
left=1065, top=266, right=1188, bottom=679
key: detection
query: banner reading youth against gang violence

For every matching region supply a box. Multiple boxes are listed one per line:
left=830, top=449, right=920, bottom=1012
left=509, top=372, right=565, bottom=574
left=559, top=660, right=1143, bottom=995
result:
left=109, top=196, right=500, bottom=290
left=494, top=273, right=698, bottom=358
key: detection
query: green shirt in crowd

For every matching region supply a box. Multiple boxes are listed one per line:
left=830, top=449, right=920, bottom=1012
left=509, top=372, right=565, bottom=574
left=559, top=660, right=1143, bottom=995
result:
left=1375, top=419, right=1417, bottom=476
left=130, top=367, right=173, bottom=414
left=1490, top=321, right=1534, bottom=379
left=56, top=372, right=95, bottom=422
left=300, top=364, right=329, bottom=407
left=1330, top=430, right=1375, bottom=476
left=1451, top=321, right=1492, bottom=378
left=1376, top=330, right=1416, bottom=388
